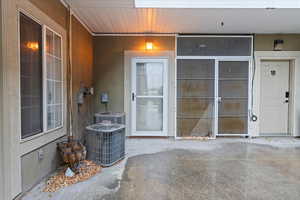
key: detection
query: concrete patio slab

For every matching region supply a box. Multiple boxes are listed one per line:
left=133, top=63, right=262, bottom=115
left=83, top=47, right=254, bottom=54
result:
left=21, top=138, right=300, bottom=200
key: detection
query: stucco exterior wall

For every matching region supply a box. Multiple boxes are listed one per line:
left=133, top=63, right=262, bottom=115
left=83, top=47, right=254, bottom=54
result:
left=0, top=0, right=93, bottom=196
left=71, top=16, right=94, bottom=142
left=0, top=1, right=4, bottom=199
left=21, top=137, right=66, bottom=192
left=93, top=36, right=175, bottom=113
left=255, top=34, right=300, bottom=51
left=28, top=0, right=68, bottom=28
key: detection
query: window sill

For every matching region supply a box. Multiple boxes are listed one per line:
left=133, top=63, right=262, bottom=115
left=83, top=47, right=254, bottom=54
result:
left=20, top=126, right=66, bottom=156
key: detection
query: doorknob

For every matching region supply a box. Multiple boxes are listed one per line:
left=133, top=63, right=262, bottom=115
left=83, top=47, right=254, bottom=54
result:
left=285, top=91, right=289, bottom=98
left=218, top=97, right=222, bottom=103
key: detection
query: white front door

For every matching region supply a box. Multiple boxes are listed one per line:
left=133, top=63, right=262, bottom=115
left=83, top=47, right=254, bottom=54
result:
left=131, top=58, right=168, bottom=136
left=260, top=61, right=290, bottom=136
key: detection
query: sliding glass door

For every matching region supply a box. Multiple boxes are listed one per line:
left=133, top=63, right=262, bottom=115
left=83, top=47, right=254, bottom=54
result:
left=176, top=59, right=250, bottom=137
left=176, top=36, right=252, bottom=138
left=177, top=59, right=216, bottom=137
left=218, top=61, right=249, bottom=135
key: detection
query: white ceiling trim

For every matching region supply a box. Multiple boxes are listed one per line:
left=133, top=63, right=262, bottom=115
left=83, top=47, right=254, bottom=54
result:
left=135, top=0, right=300, bottom=8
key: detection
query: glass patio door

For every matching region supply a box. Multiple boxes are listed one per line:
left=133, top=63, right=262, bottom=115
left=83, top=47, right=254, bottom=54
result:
left=176, top=59, right=249, bottom=137
left=217, top=61, right=249, bottom=136
left=176, top=36, right=252, bottom=138
left=131, top=58, right=168, bottom=136
left=177, top=59, right=216, bottom=138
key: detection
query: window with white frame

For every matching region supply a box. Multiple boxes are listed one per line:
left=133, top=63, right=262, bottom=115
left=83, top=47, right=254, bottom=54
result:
left=20, top=12, right=63, bottom=139
left=45, top=28, right=63, bottom=131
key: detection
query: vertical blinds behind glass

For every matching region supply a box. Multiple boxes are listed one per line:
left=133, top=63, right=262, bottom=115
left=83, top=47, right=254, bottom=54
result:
left=177, top=37, right=252, bottom=56
left=20, top=13, right=43, bottom=138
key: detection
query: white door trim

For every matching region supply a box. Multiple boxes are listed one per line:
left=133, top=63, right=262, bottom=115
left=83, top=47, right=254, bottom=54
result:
left=123, top=51, right=175, bottom=137
left=252, top=51, right=300, bottom=137
left=131, top=58, right=168, bottom=136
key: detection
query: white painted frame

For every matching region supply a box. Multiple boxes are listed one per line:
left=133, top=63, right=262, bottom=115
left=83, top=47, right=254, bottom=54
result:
left=131, top=58, right=168, bottom=136
left=175, top=35, right=253, bottom=139
left=124, top=51, right=175, bottom=137
left=252, top=51, right=300, bottom=137
left=18, top=11, right=65, bottom=144
left=16, top=2, right=68, bottom=155
left=44, top=26, right=64, bottom=133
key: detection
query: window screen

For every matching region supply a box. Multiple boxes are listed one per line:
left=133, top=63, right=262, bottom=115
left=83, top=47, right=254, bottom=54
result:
left=177, top=37, right=252, bottom=56
left=46, top=28, right=63, bottom=130
left=20, top=13, right=43, bottom=139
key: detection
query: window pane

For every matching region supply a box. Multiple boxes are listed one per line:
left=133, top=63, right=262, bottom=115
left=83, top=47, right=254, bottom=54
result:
left=136, top=62, right=164, bottom=96
left=55, top=105, right=62, bottom=127
left=46, top=29, right=54, bottom=54
left=176, top=59, right=215, bottom=137
left=46, top=28, right=63, bottom=130
left=136, top=98, right=163, bottom=131
left=54, top=34, right=61, bottom=58
left=177, top=37, right=252, bottom=56
left=55, top=82, right=62, bottom=104
left=20, top=13, right=43, bottom=139
left=218, top=61, right=249, bottom=135
left=47, top=105, right=55, bottom=130
left=54, top=58, right=62, bottom=81
left=46, top=55, right=54, bottom=79
left=47, top=81, right=55, bottom=105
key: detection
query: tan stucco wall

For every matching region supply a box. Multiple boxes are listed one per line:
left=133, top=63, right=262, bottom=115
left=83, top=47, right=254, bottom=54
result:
left=28, top=0, right=68, bottom=28
left=21, top=137, right=66, bottom=192
left=0, top=0, right=93, bottom=195
left=255, top=34, right=300, bottom=51
left=71, top=16, right=94, bottom=141
left=93, top=36, right=175, bottom=113
left=0, top=1, right=4, bottom=199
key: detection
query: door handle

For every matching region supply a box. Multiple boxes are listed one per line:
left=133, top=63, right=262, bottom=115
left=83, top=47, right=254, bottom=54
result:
left=132, top=93, right=135, bottom=101
left=218, top=97, right=222, bottom=103
left=285, top=91, right=290, bottom=98
left=284, top=99, right=289, bottom=103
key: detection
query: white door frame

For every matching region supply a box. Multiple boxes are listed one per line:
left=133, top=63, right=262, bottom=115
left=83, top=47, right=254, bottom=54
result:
left=124, top=51, right=175, bottom=137
left=131, top=58, right=168, bottom=136
left=251, top=51, right=300, bottom=137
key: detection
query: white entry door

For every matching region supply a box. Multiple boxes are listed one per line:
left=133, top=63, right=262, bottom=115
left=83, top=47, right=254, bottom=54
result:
left=260, top=61, right=290, bottom=136
left=131, top=58, right=168, bottom=136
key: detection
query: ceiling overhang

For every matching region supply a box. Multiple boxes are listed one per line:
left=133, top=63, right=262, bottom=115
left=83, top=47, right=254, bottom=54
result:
left=135, top=0, right=300, bottom=9
left=63, top=0, right=300, bottom=34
